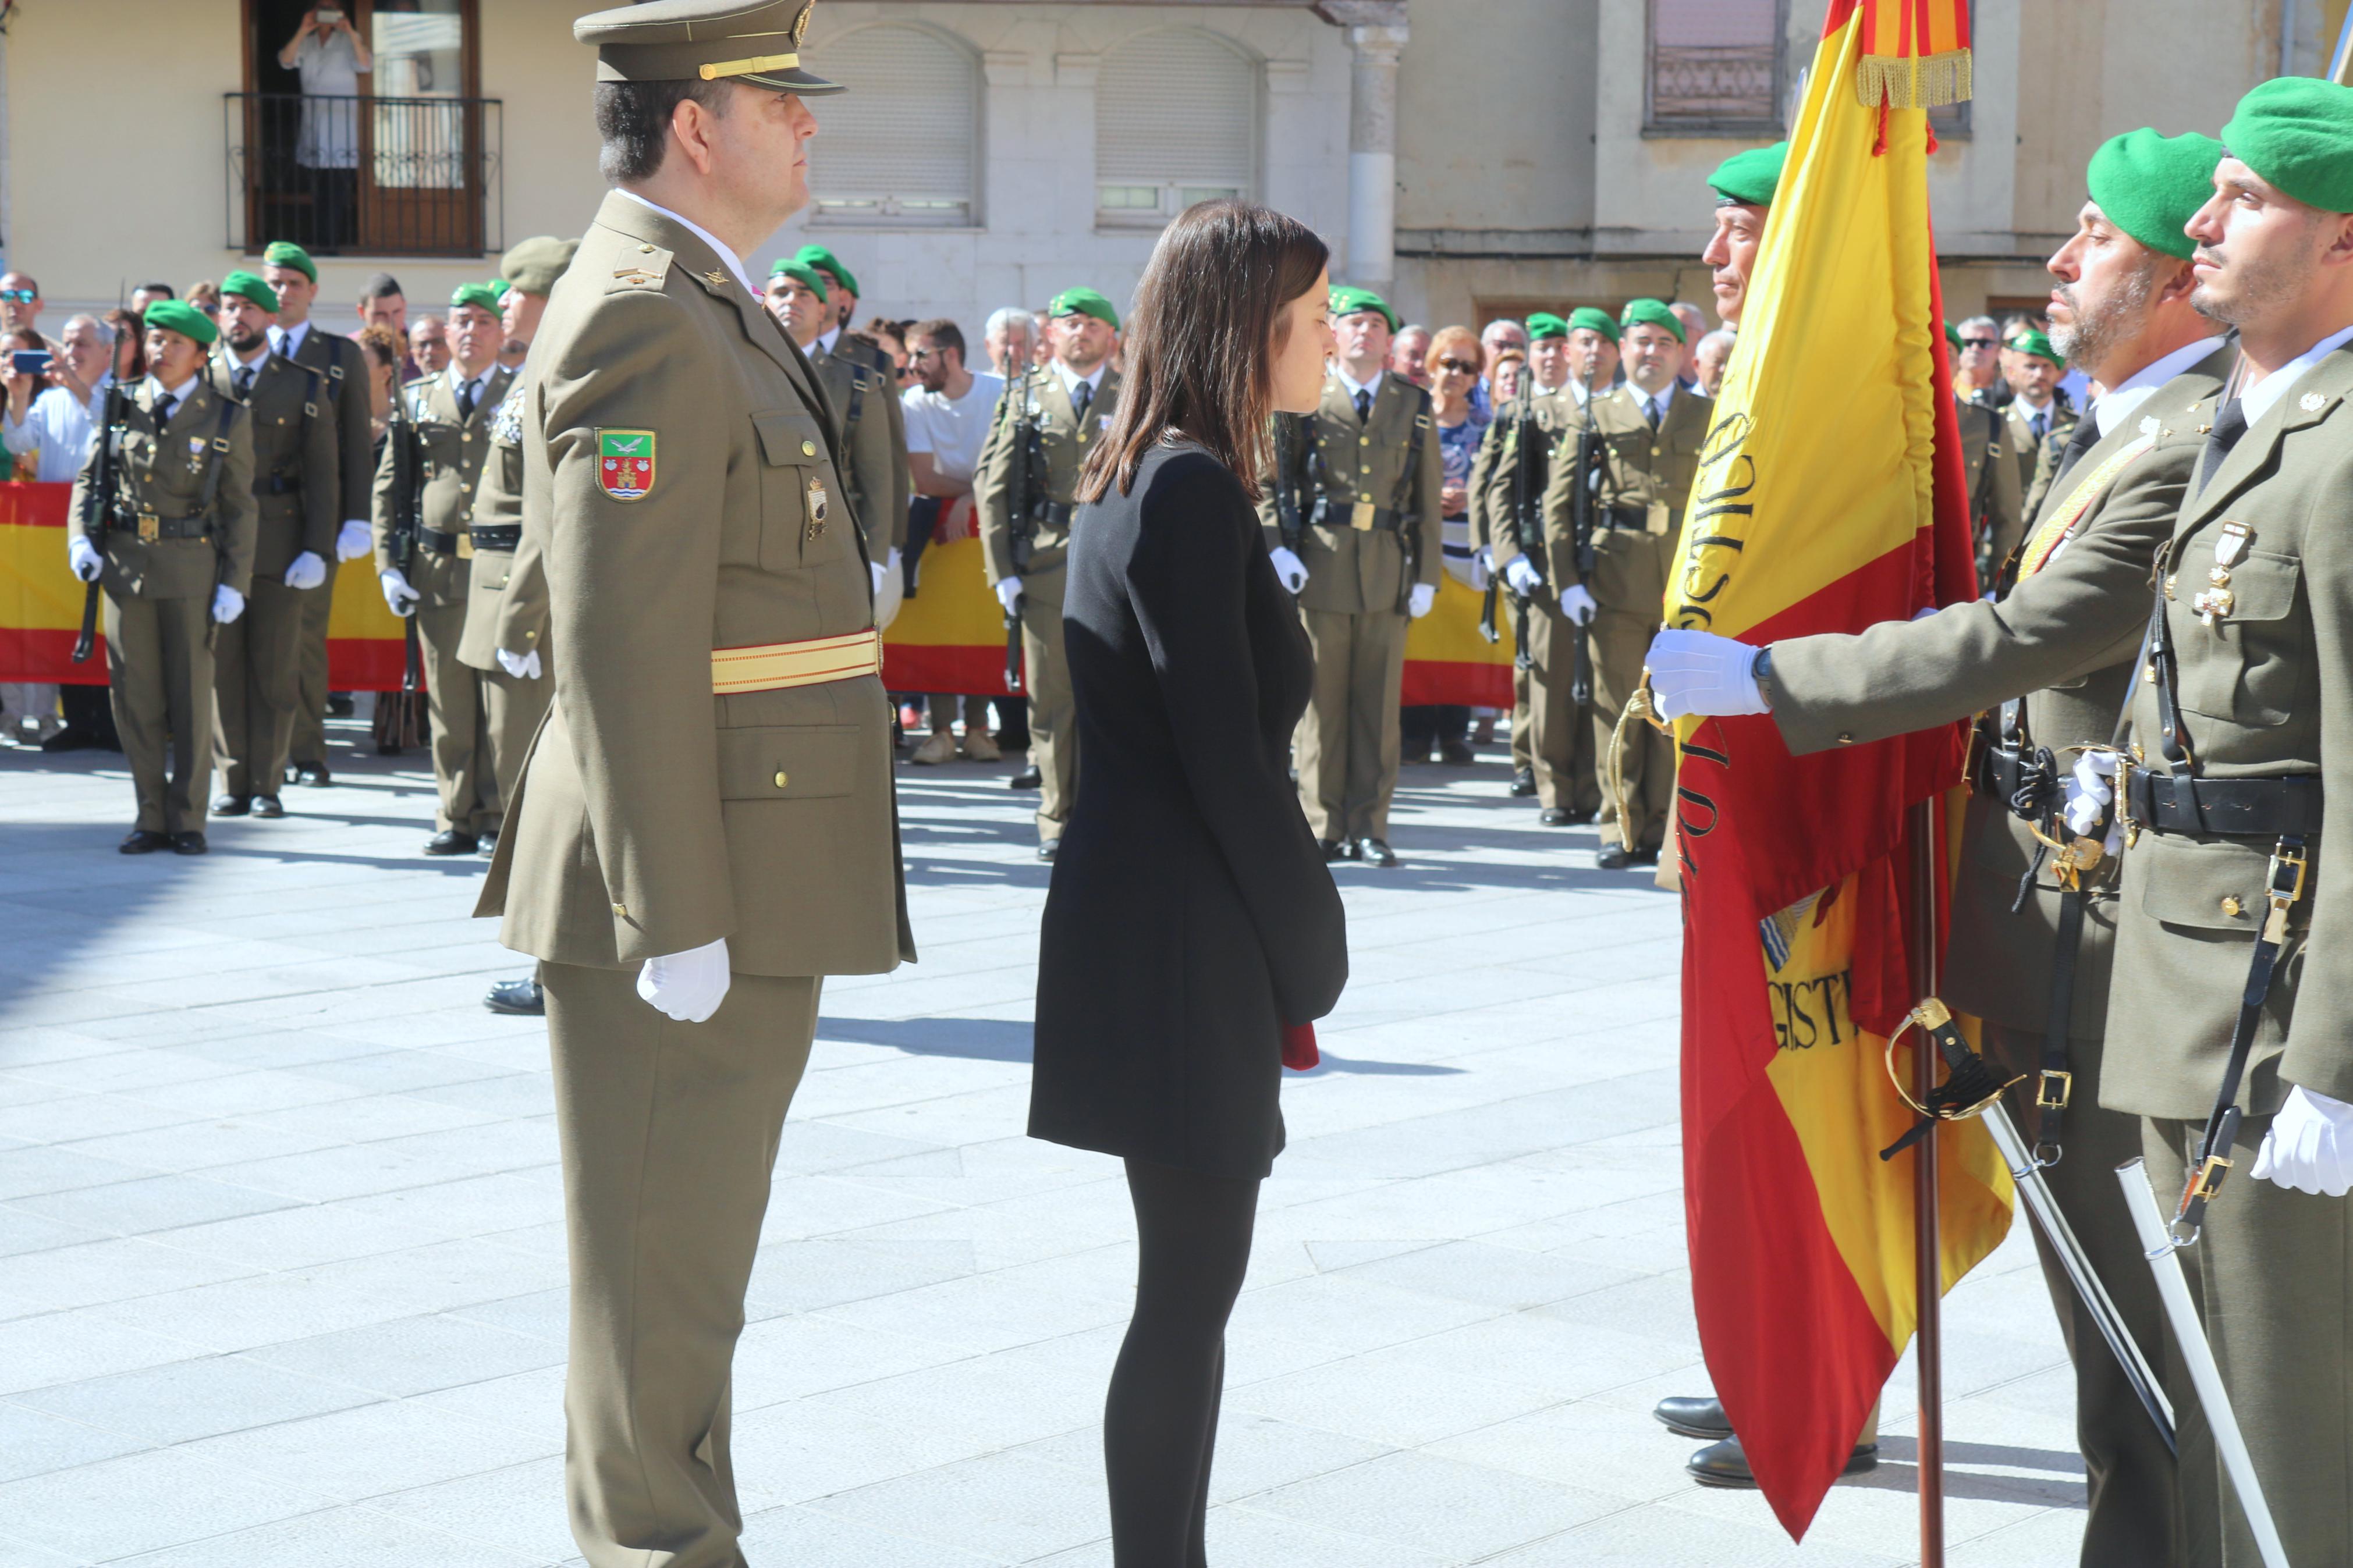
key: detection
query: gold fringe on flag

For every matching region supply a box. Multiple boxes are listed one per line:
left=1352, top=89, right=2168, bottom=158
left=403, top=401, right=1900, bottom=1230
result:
left=1855, top=47, right=1972, bottom=109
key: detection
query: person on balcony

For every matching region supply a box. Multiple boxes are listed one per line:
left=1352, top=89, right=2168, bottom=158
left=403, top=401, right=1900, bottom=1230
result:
left=277, top=6, right=372, bottom=251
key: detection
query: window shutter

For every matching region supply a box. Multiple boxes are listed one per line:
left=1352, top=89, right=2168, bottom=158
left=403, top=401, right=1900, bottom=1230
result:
left=1648, top=0, right=1780, bottom=126
left=806, top=25, right=978, bottom=225
left=1097, top=31, right=1257, bottom=220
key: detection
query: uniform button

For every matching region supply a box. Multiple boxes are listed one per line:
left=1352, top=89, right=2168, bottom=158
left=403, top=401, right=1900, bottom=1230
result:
left=1359, top=436, right=1371, bottom=446
left=1651, top=445, right=1661, bottom=458
left=772, top=770, right=790, bottom=789
left=640, top=244, right=656, bottom=254
left=1836, top=732, right=1854, bottom=745
left=801, top=439, right=816, bottom=457
left=611, top=901, right=628, bottom=918
left=2221, top=895, right=2245, bottom=918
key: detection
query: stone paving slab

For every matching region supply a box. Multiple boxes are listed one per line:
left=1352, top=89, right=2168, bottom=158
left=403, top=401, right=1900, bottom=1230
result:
left=0, top=723, right=2086, bottom=1565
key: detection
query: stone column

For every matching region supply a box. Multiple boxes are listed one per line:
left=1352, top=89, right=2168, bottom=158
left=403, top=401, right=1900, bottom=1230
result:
left=1315, top=1, right=1408, bottom=289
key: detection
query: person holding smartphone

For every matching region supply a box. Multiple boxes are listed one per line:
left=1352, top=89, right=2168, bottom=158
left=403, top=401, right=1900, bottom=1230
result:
left=276, top=6, right=371, bottom=250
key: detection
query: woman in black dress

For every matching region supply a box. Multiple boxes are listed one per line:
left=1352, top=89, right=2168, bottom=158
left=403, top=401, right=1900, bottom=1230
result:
left=1030, top=201, right=1349, bottom=1566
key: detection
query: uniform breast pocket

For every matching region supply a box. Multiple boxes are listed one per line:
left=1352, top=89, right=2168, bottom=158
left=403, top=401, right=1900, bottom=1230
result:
left=714, top=723, right=861, bottom=802
left=2175, top=544, right=2302, bottom=727
left=416, top=419, right=462, bottom=478
left=750, top=408, right=843, bottom=573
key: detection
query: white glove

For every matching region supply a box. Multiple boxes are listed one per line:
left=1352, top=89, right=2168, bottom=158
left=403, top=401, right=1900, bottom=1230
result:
left=1646, top=628, right=1769, bottom=720
left=869, top=547, right=900, bottom=599
left=993, top=575, right=1023, bottom=615
left=66, top=534, right=102, bottom=583
left=495, top=647, right=542, bottom=681
left=1471, top=546, right=1494, bottom=593
left=636, top=936, right=730, bottom=1024
left=1268, top=546, right=1308, bottom=595
left=2252, top=1085, right=2353, bottom=1196
left=1407, top=582, right=1436, bottom=619
left=1559, top=583, right=1599, bottom=625
left=282, top=550, right=326, bottom=591
left=211, top=584, right=246, bottom=625
left=2064, top=751, right=2123, bottom=852
left=1505, top=556, right=1544, bottom=597
left=380, top=568, right=421, bottom=618
left=335, top=519, right=372, bottom=561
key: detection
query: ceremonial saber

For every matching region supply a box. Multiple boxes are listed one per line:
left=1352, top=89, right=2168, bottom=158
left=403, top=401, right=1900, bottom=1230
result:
left=2115, top=1159, right=2292, bottom=1568
left=1981, top=1108, right=2174, bottom=1452
left=1907, top=796, right=1946, bottom=1566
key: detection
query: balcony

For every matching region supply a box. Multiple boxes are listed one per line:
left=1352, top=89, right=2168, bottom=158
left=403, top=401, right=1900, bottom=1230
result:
left=225, top=93, right=503, bottom=259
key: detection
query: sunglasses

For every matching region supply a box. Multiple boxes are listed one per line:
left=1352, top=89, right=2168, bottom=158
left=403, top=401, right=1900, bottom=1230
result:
left=0, top=290, right=33, bottom=304
left=1961, top=337, right=1998, bottom=350
left=1436, top=357, right=1479, bottom=376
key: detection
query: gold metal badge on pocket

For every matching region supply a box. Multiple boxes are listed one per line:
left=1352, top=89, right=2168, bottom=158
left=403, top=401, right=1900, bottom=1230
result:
left=804, top=475, right=830, bottom=543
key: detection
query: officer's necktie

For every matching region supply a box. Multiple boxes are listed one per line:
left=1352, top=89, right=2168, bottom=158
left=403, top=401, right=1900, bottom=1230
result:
left=2049, top=410, right=2103, bottom=489
left=154, top=394, right=177, bottom=429
left=233, top=365, right=256, bottom=400
left=2030, top=408, right=2047, bottom=443
left=1071, top=381, right=1092, bottom=425
left=1354, top=389, right=1372, bottom=422
left=1645, top=396, right=1662, bottom=432
left=457, top=378, right=478, bottom=421
left=2197, top=396, right=2247, bottom=495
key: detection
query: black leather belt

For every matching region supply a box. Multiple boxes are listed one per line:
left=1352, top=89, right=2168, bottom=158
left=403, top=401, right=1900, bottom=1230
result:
left=108, top=513, right=208, bottom=540
left=470, top=524, right=521, bottom=551
left=1025, top=500, right=1074, bottom=530
left=2126, top=769, right=2323, bottom=838
left=417, top=525, right=462, bottom=555
left=1307, top=497, right=1411, bottom=532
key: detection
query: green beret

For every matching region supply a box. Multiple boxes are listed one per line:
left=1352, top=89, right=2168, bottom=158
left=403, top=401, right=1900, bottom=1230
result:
left=1525, top=312, right=1569, bottom=341
left=2006, top=328, right=2063, bottom=367
left=1566, top=307, right=1620, bottom=344
left=1709, top=142, right=1788, bottom=208
left=1328, top=286, right=1398, bottom=333
left=449, top=282, right=502, bottom=315
left=501, top=236, right=580, bottom=296
left=2222, top=78, right=2353, bottom=214
left=1619, top=298, right=1685, bottom=344
left=262, top=241, right=317, bottom=283
left=219, top=270, right=279, bottom=314
left=1944, top=322, right=1962, bottom=352
left=2086, top=129, right=2223, bottom=261
left=143, top=298, right=217, bottom=347
left=792, top=244, right=858, bottom=299
left=1052, top=287, right=1122, bottom=331
left=767, top=259, right=828, bottom=300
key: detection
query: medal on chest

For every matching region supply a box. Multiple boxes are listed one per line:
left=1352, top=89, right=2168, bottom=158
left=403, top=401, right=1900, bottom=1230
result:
left=2191, top=520, right=2251, bottom=625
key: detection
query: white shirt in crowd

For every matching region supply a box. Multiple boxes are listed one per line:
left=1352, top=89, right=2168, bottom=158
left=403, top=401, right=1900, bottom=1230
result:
left=3, top=374, right=113, bottom=484
left=902, top=371, right=1006, bottom=487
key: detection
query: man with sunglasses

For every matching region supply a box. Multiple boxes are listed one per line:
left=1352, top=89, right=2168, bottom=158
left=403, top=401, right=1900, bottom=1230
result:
left=1954, top=316, right=2025, bottom=584
left=0, top=273, right=48, bottom=349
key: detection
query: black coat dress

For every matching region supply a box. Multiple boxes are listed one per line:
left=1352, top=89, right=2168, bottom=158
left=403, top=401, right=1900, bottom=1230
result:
left=1030, top=440, right=1348, bottom=1178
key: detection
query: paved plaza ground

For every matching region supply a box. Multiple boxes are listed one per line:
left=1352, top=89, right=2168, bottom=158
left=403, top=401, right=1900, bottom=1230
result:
left=0, top=720, right=2092, bottom=1565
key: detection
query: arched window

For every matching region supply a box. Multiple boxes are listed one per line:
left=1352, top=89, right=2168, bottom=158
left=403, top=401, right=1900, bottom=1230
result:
left=1096, top=30, right=1259, bottom=227
left=804, top=23, right=979, bottom=226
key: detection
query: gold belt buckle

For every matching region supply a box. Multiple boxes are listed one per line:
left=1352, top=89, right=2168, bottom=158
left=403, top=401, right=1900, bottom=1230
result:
left=136, top=511, right=159, bottom=543
left=2036, top=1069, right=2073, bottom=1110
left=1351, top=498, right=1376, bottom=531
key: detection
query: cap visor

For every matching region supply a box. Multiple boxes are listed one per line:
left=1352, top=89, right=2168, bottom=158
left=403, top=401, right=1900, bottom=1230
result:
left=739, top=66, right=844, bottom=95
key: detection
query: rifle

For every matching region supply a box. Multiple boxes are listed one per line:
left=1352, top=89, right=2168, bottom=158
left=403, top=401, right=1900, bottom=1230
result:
left=1001, top=379, right=1038, bottom=694
left=1271, top=412, right=1306, bottom=559
left=1506, top=387, right=1552, bottom=670
left=1476, top=417, right=1503, bottom=646
left=1566, top=364, right=1605, bottom=703
left=1392, top=393, right=1431, bottom=615
left=70, top=382, right=127, bottom=663
left=386, top=381, right=426, bottom=692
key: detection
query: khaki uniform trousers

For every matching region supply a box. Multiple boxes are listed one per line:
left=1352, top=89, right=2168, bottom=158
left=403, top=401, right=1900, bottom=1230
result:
left=1296, top=605, right=1408, bottom=843
left=290, top=555, right=338, bottom=769
left=104, top=592, right=214, bottom=835
left=211, top=575, right=306, bottom=802
left=2142, top=1111, right=2352, bottom=1568
left=478, top=663, right=552, bottom=825
left=543, top=962, right=820, bottom=1568
left=1018, top=566, right=1076, bottom=843
left=1509, top=660, right=1534, bottom=773
left=1985, top=1025, right=2179, bottom=1567
left=410, top=548, right=492, bottom=835
left=1589, top=605, right=1672, bottom=849
left=1522, top=604, right=1600, bottom=816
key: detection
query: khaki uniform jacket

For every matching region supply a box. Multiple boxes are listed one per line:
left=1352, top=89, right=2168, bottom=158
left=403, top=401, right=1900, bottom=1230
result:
left=475, top=190, right=911, bottom=978
left=810, top=348, right=906, bottom=556
left=207, top=350, right=336, bottom=579
left=2109, top=345, right=2353, bottom=1115
left=73, top=378, right=257, bottom=602
left=282, top=323, right=373, bottom=525
left=814, top=332, right=910, bottom=551
left=977, top=362, right=1124, bottom=582
left=1476, top=383, right=1583, bottom=576
left=2006, top=392, right=2074, bottom=500
left=1542, top=384, right=1710, bottom=606
left=1960, top=392, right=2025, bottom=574
left=1253, top=372, right=1443, bottom=617
left=457, top=372, right=540, bottom=670
left=371, top=365, right=517, bottom=575
left=1766, top=350, right=2229, bottom=1040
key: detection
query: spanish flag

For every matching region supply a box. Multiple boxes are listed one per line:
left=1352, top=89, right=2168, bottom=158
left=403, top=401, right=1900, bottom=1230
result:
left=1665, top=0, right=2011, bottom=1538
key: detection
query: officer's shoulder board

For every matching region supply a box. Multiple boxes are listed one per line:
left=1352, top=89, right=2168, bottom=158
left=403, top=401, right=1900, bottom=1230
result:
left=608, top=246, right=675, bottom=294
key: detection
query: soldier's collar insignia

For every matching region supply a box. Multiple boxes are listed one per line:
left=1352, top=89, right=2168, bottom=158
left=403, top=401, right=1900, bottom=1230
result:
left=597, top=429, right=656, bottom=502
left=704, top=270, right=731, bottom=290
left=2301, top=391, right=2327, bottom=412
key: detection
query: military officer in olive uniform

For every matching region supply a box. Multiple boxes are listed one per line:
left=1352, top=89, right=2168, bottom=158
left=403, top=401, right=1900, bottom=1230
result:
left=1475, top=311, right=1601, bottom=825
left=66, top=300, right=257, bottom=854
left=474, top=5, right=911, bottom=1562
left=1651, top=129, right=2231, bottom=1563
left=262, top=241, right=375, bottom=787
left=2004, top=326, right=2076, bottom=509
left=792, top=241, right=910, bottom=551
left=1544, top=299, right=1709, bottom=869
left=764, top=257, right=904, bottom=573
left=977, top=286, right=1124, bottom=857
left=1957, top=339, right=2025, bottom=585
left=1258, top=285, right=1442, bottom=867
left=2064, top=81, right=2353, bottom=1568
left=204, top=269, right=336, bottom=819
left=375, top=282, right=516, bottom=855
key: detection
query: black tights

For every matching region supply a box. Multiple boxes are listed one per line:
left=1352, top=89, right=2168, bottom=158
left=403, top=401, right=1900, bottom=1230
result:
left=1104, top=1157, right=1262, bottom=1567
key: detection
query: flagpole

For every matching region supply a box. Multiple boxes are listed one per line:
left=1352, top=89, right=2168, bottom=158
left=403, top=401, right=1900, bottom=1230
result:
left=1910, top=794, right=1946, bottom=1565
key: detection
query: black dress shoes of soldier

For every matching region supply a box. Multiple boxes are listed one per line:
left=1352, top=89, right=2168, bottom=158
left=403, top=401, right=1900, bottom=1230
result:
left=424, top=830, right=480, bottom=856
left=1357, top=838, right=1399, bottom=868
left=212, top=795, right=251, bottom=816
left=1008, top=765, right=1042, bottom=791
left=287, top=761, right=332, bottom=786
left=478, top=826, right=500, bottom=856
left=41, top=727, right=104, bottom=754
left=172, top=831, right=206, bottom=855
left=1686, top=1434, right=1876, bottom=1489
left=485, top=977, right=545, bottom=1016
left=1037, top=840, right=1059, bottom=862
left=1439, top=738, right=1477, bottom=766
left=1321, top=838, right=1356, bottom=862
left=251, top=797, right=285, bottom=819
left=1597, top=844, right=1661, bottom=870
left=1510, top=765, right=1538, bottom=797
left=119, top=829, right=171, bottom=855
left=1539, top=808, right=1571, bottom=827
left=1653, top=1396, right=1734, bottom=1439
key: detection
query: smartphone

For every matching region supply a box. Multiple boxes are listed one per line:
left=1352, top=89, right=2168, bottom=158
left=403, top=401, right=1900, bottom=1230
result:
left=315, top=6, right=345, bottom=20
left=10, top=349, right=51, bottom=376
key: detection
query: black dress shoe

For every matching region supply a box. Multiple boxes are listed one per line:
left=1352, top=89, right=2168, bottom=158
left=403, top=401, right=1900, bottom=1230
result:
left=1687, top=1435, right=1876, bottom=1489
left=119, top=829, right=171, bottom=855
left=1509, top=766, right=1538, bottom=797
left=1008, top=766, right=1042, bottom=791
left=1538, top=808, right=1572, bottom=827
left=1439, top=739, right=1477, bottom=766
left=1319, top=838, right=1348, bottom=862
left=1358, top=838, right=1399, bottom=868
left=477, top=826, right=501, bottom=856
left=1037, top=839, right=1059, bottom=862
left=1631, top=845, right=1662, bottom=866
left=325, top=692, right=356, bottom=718
left=1654, top=1396, right=1734, bottom=1441
left=424, top=830, right=480, bottom=856
left=290, top=762, right=331, bottom=786
left=1566, top=808, right=1599, bottom=826
left=250, top=797, right=285, bottom=819
left=211, top=795, right=251, bottom=817
left=172, top=831, right=207, bottom=855
left=484, top=977, right=544, bottom=1016
left=41, top=727, right=100, bottom=753
left=1597, top=844, right=1635, bottom=870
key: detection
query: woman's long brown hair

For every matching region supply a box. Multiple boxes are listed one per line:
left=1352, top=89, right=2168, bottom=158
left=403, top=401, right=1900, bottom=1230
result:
left=1078, top=199, right=1329, bottom=503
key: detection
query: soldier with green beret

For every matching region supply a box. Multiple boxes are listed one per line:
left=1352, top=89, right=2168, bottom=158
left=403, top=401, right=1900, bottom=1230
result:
left=764, top=254, right=905, bottom=577
left=1257, top=284, right=1441, bottom=866
left=371, top=283, right=515, bottom=855
left=68, top=299, right=257, bottom=854
left=1650, top=126, right=2233, bottom=1556
left=205, top=268, right=337, bottom=820
left=2004, top=326, right=2078, bottom=510
left=1703, top=142, right=1786, bottom=328
left=976, top=285, right=1124, bottom=853
left=471, top=6, right=911, bottom=1560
